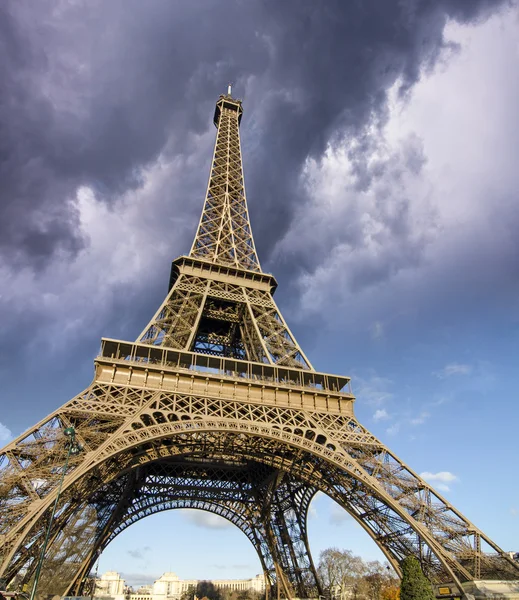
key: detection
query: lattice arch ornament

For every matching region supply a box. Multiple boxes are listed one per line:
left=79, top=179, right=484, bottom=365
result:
left=1, top=92, right=518, bottom=600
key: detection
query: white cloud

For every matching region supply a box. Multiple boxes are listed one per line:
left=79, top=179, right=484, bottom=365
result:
left=510, top=507, right=518, bottom=518
left=308, top=491, right=324, bottom=520
left=410, top=411, right=430, bottom=426
left=436, top=484, right=450, bottom=492
left=354, top=374, right=394, bottom=406
left=370, top=321, right=384, bottom=340
left=274, top=12, right=519, bottom=337
left=120, top=572, right=161, bottom=587
left=431, top=395, right=450, bottom=406
left=373, top=409, right=389, bottom=421
left=436, top=363, right=472, bottom=378
left=182, top=509, right=233, bottom=530
left=0, top=422, right=12, bottom=443
left=386, top=423, right=400, bottom=436
left=329, top=503, right=352, bottom=525
left=281, top=130, right=435, bottom=317
left=328, top=503, right=360, bottom=528
left=420, top=471, right=458, bottom=482
left=420, top=471, right=458, bottom=492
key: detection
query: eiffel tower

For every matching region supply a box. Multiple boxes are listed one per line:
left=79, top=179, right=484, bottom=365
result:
left=1, top=89, right=518, bottom=600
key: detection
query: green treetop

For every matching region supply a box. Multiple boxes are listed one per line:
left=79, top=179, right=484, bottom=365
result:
left=400, top=556, right=435, bottom=600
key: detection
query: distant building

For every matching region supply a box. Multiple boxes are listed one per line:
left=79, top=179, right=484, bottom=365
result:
left=95, top=572, right=126, bottom=597
left=93, top=571, right=265, bottom=600
left=151, top=572, right=198, bottom=600
left=213, top=574, right=265, bottom=594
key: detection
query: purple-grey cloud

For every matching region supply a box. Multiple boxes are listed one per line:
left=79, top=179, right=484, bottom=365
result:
left=1, top=0, right=512, bottom=269
left=0, top=0, right=517, bottom=437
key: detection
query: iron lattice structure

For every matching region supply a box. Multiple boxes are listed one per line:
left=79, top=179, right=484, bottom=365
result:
left=1, top=92, right=517, bottom=599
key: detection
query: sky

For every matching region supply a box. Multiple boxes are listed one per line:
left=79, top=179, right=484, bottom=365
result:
left=1, top=0, right=519, bottom=588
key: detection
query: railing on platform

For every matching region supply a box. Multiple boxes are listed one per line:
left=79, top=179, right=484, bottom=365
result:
left=98, top=338, right=353, bottom=396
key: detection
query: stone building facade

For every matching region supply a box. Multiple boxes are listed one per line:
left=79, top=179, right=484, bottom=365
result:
left=93, top=571, right=265, bottom=600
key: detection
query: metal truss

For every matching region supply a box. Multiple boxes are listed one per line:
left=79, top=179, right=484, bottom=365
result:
left=137, top=258, right=312, bottom=369
left=1, top=91, right=518, bottom=600
left=64, top=461, right=320, bottom=599
left=67, top=459, right=276, bottom=595
left=190, top=94, right=260, bottom=272
left=256, top=473, right=321, bottom=599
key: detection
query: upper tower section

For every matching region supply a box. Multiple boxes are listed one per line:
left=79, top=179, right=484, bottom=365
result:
left=189, top=90, right=261, bottom=272
left=212, top=89, right=243, bottom=127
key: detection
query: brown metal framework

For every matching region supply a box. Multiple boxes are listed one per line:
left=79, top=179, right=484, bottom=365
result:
left=0, top=92, right=517, bottom=599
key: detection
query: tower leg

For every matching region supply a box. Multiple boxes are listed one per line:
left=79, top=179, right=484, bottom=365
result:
left=255, top=471, right=321, bottom=599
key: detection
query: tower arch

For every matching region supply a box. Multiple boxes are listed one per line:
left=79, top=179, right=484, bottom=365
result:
left=3, top=411, right=518, bottom=598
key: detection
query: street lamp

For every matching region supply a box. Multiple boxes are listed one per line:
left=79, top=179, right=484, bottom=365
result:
left=29, top=426, right=82, bottom=600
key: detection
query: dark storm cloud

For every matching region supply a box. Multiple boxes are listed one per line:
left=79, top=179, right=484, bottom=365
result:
left=233, top=0, right=513, bottom=265
left=0, top=1, right=267, bottom=266
left=0, top=0, right=511, bottom=270
left=0, top=3, right=85, bottom=266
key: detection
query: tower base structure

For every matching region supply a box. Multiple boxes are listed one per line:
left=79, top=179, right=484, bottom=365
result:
left=1, top=91, right=518, bottom=600
left=1, top=339, right=518, bottom=599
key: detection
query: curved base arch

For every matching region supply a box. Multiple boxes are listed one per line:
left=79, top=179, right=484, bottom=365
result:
left=2, top=381, right=518, bottom=598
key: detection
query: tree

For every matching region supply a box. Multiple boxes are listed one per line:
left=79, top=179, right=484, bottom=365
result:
left=219, top=589, right=264, bottom=600
left=196, top=581, right=222, bottom=600
left=364, top=561, right=387, bottom=600
left=318, top=548, right=366, bottom=600
left=381, top=584, right=400, bottom=600
left=363, top=561, right=400, bottom=600
left=400, top=557, right=434, bottom=600
left=180, top=585, right=196, bottom=600
left=317, top=547, right=402, bottom=600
